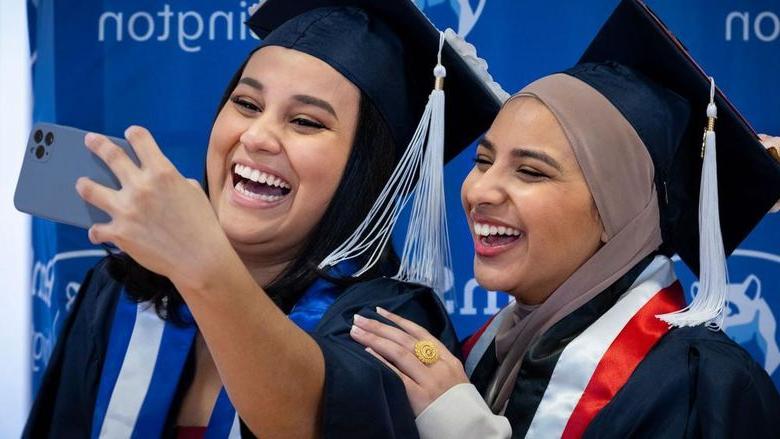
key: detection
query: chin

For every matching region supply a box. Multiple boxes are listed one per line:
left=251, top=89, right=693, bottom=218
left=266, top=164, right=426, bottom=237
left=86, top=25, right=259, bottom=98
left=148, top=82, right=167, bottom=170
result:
left=473, top=261, right=518, bottom=293
left=217, top=216, right=265, bottom=245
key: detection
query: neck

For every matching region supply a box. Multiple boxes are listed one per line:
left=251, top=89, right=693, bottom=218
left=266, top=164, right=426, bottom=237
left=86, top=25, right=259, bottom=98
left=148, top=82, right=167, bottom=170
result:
left=239, top=254, right=291, bottom=288
left=227, top=238, right=300, bottom=288
left=509, top=287, right=554, bottom=306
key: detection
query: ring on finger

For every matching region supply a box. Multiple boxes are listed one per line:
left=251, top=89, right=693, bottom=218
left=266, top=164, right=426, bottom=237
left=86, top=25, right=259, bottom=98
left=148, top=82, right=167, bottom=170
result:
left=414, top=340, right=439, bottom=365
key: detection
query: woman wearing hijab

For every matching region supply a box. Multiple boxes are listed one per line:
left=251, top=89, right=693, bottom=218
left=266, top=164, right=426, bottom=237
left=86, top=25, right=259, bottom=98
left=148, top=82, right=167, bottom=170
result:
left=350, top=1, right=780, bottom=437
left=23, top=1, right=502, bottom=438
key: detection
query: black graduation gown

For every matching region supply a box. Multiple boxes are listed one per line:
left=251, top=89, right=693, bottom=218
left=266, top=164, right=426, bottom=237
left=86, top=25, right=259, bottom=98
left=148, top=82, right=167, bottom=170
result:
left=24, top=257, right=458, bottom=438
left=468, top=258, right=780, bottom=438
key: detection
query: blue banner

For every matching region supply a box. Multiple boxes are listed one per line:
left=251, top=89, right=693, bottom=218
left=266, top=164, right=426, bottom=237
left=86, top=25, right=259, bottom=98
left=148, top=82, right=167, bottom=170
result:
left=28, top=0, right=780, bottom=393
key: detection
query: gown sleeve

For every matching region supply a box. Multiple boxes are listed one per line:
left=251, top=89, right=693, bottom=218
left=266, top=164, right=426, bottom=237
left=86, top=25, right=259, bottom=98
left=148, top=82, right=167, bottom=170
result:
left=415, top=383, right=511, bottom=439
left=311, top=277, right=459, bottom=439
left=23, top=257, right=122, bottom=439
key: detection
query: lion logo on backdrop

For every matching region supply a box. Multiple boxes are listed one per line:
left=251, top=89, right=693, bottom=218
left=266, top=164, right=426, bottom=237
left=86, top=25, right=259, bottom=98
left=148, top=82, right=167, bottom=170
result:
left=680, top=249, right=780, bottom=380
left=415, top=0, right=487, bottom=37
left=688, top=269, right=779, bottom=376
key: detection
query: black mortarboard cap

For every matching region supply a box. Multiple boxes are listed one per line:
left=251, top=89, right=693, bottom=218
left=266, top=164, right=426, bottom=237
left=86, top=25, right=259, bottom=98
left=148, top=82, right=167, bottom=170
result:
left=246, top=0, right=501, bottom=162
left=565, top=0, right=780, bottom=274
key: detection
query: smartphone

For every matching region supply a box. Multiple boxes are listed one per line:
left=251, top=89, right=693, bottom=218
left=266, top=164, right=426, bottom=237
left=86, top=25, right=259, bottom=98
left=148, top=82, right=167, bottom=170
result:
left=14, top=122, right=140, bottom=229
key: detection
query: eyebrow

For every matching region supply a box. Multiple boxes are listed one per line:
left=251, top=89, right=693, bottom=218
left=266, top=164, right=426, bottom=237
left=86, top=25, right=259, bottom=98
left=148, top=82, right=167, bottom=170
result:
left=478, top=136, right=563, bottom=171
left=238, top=77, right=262, bottom=90
left=237, top=78, right=338, bottom=119
left=292, top=94, right=337, bottom=119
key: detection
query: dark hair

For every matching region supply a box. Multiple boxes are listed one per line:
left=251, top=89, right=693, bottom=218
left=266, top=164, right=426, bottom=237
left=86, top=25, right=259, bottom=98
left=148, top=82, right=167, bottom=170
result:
left=107, top=51, right=399, bottom=323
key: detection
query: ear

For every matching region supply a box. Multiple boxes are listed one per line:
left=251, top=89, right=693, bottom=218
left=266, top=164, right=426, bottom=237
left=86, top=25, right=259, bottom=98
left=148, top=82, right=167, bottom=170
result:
left=745, top=275, right=761, bottom=300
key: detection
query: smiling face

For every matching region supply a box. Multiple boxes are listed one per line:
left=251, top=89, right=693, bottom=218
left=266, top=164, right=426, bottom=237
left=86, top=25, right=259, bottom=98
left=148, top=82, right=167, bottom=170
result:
left=461, top=97, right=605, bottom=304
left=206, top=45, right=360, bottom=269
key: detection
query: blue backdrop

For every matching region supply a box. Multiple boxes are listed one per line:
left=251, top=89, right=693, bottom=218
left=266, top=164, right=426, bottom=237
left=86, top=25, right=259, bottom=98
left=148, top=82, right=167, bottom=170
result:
left=27, top=0, right=780, bottom=394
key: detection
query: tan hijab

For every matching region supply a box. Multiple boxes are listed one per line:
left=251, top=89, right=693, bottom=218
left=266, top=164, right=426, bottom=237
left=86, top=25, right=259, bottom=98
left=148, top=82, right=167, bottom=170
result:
left=485, top=73, right=664, bottom=412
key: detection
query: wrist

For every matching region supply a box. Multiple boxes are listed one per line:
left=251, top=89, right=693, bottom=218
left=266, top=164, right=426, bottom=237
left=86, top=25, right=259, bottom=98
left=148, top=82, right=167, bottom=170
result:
left=169, top=236, right=242, bottom=295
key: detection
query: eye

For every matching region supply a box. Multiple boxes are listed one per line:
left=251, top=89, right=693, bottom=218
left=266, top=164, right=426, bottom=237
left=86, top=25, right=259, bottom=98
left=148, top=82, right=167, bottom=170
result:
left=517, top=167, right=548, bottom=180
left=473, top=155, right=492, bottom=171
left=230, top=95, right=261, bottom=113
left=291, top=117, right=326, bottom=131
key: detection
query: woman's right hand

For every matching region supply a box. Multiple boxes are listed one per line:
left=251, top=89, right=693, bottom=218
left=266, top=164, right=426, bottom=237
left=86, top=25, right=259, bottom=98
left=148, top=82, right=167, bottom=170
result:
left=350, top=306, right=469, bottom=416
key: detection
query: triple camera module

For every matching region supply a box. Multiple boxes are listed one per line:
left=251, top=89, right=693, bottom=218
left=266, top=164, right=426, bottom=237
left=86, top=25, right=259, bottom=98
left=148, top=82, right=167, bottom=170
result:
left=31, top=129, right=54, bottom=160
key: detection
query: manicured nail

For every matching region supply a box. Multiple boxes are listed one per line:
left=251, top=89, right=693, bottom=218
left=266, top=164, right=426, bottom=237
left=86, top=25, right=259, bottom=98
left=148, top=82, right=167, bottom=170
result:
left=376, top=306, right=388, bottom=316
left=84, top=132, right=97, bottom=145
left=353, top=314, right=366, bottom=324
left=350, top=325, right=364, bottom=336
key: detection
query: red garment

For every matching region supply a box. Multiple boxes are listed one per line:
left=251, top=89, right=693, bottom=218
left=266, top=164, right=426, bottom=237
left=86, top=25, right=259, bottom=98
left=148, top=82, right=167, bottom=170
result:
left=176, top=426, right=207, bottom=439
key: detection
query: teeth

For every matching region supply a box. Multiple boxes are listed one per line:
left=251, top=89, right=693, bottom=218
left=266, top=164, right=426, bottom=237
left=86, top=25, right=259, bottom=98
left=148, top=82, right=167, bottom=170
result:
left=474, top=222, right=522, bottom=237
left=233, top=164, right=290, bottom=189
left=235, top=181, right=284, bottom=202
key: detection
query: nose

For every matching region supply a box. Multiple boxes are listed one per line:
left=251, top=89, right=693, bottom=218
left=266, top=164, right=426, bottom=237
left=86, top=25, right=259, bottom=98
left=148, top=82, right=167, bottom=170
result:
left=463, top=166, right=506, bottom=211
left=239, top=115, right=283, bottom=155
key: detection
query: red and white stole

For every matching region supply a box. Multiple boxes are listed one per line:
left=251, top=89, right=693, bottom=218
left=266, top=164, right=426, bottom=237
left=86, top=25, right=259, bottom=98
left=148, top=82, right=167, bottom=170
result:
left=465, top=255, right=684, bottom=438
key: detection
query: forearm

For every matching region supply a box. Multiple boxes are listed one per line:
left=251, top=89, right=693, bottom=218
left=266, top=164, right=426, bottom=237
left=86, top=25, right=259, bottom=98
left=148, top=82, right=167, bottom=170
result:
left=175, top=251, right=324, bottom=438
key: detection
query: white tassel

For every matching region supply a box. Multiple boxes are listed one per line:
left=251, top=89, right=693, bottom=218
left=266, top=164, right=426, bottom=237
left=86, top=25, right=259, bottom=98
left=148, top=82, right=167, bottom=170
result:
left=658, top=77, right=729, bottom=329
left=393, top=67, right=451, bottom=294
left=319, top=33, right=453, bottom=296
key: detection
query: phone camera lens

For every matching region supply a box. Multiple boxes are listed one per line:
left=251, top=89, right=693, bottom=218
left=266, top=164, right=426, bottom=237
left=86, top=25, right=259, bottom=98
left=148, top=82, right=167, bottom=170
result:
left=34, top=130, right=43, bottom=143
left=35, top=145, right=45, bottom=159
left=45, top=132, right=54, bottom=146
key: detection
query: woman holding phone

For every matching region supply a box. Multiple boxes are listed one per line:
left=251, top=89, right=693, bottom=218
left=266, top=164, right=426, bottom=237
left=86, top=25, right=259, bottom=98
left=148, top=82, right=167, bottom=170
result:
left=24, top=1, right=502, bottom=437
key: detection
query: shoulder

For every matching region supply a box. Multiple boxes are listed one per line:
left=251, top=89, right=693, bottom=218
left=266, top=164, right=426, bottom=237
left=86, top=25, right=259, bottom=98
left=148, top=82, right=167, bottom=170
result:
left=656, top=326, right=764, bottom=378
left=620, top=325, right=771, bottom=396
left=324, top=277, right=443, bottom=322
left=317, top=277, right=455, bottom=345
left=587, top=325, right=780, bottom=437
left=78, top=256, right=125, bottom=327
left=340, top=277, right=435, bottom=301
left=661, top=326, right=776, bottom=395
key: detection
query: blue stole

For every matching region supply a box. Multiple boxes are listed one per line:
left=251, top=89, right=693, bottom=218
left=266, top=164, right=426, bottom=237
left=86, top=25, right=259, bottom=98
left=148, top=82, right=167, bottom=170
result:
left=91, top=272, right=345, bottom=438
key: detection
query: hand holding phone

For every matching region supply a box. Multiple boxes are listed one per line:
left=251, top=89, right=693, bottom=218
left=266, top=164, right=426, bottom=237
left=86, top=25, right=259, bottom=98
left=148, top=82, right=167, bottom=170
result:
left=14, top=122, right=139, bottom=229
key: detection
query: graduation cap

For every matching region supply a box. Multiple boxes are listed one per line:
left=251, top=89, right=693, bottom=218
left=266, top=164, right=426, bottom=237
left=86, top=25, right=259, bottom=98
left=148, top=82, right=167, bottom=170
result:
left=246, top=0, right=501, bottom=161
left=246, top=0, right=504, bottom=293
left=564, top=0, right=780, bottom=327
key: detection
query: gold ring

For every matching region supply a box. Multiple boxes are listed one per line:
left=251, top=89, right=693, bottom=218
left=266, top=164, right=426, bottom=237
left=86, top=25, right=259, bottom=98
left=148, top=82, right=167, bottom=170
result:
left=414, top=340, right=439, bottom=365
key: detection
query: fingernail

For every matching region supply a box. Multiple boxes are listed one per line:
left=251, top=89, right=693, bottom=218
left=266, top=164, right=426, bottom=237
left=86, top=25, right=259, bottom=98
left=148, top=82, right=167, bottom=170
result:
left=124, top=126, right=136, bottom=138
left=376, top=306, right=388, bottom=316
left=350, top=325, right=364, bottom=336
left=353, top=314, right=366, bottom=324
left=84, top=133, right=97, bottom=145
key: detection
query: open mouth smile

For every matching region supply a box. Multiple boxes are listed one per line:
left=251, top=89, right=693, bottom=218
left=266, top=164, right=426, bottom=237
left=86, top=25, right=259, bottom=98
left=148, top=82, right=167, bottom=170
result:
left=230, top=163, right=292, bottom=206
left=473, top=221, right=524, bottom=256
